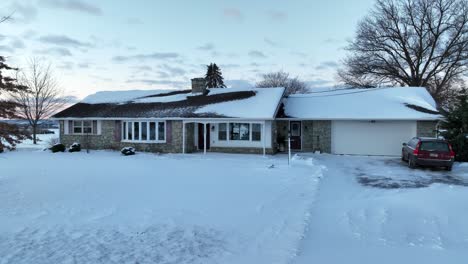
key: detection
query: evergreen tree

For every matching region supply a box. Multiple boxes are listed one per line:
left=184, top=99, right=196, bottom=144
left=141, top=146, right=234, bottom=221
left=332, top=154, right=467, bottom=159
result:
left=205, top=63, right=226, bottom=88
left=440, top=89, right=468, bottom=162
left=0, top=56, right=31, bottom=151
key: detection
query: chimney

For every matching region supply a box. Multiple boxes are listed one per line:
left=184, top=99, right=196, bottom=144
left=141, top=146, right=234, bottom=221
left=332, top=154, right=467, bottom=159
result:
left=191, top=78, right=206, bottom=94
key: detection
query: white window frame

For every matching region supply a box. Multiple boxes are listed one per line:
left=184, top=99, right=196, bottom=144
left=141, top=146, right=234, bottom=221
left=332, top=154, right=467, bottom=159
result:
left=73, top=120, right=93, bottom=135
left=219, top=122, right=263, bottom=142
left=122, top=120, right=166, bottom=143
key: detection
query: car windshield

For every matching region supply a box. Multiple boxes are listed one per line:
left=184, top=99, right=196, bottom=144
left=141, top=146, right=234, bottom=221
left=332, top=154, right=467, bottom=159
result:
left=420, top=141, right=449, bottom=152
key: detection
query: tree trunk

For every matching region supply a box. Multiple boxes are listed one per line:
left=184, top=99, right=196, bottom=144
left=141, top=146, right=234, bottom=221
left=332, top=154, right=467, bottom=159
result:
left=32, top=125, right=37, bottom=145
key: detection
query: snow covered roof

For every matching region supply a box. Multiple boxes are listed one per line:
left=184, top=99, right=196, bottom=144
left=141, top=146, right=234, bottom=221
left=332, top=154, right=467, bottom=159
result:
left=53, top=87, right=285, bottom=119
left=282, top=87, right=441, bottom=120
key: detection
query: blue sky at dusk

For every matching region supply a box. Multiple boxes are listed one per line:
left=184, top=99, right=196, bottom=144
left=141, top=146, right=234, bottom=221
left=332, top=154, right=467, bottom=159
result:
left=1, top=0, right=375, bottom=100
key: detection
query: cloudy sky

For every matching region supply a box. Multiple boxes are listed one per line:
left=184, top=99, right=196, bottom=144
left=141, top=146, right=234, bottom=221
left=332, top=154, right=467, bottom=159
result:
left=1, top=0, right=375, bottom=100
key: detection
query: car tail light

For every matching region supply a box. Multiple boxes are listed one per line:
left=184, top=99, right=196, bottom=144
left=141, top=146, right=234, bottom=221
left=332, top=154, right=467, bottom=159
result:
left=449, top=144, right=455, bottom=159
left=413, top=142, right=421, bottom=156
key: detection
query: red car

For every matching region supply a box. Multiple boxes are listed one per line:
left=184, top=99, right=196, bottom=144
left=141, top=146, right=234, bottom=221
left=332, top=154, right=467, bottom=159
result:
left=402, top=137, right=455, bottom=171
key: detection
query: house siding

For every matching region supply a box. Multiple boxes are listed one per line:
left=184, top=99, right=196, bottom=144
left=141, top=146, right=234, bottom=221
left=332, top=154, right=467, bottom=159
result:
left=60, top=120, right=196, bottom=153
left=274, top=120, right=332, bottom=153
left=417, top=121, right=439, bottom=137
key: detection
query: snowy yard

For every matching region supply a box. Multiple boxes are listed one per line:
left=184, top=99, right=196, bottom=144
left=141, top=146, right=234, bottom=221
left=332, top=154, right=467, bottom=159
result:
left=0, top=150, right=321, bottom=264
left=2, top=142, right=468, bottom=264
left=295, top=154, right=468, bottom=264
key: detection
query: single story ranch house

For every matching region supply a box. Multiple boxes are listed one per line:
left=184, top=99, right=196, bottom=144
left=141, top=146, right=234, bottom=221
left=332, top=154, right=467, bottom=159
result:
left=52, top=78, right=441, bottom=156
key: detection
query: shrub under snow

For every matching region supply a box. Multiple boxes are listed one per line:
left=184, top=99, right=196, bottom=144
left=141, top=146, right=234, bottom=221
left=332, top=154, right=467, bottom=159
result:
left=121, top=147, right=135, bottom=156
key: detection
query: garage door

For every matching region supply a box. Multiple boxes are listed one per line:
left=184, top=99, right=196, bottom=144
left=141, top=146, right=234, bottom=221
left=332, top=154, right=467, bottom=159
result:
left=331, top=121, right=417, bottom=156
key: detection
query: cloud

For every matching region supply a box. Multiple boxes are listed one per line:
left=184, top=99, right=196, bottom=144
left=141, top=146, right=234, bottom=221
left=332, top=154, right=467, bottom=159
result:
left=264, top=37, right=279, bottom=47
left=78, top=62, right=91, bottom=68
left=57, top=61, right=74, bottom=70
left=323, top=38, right=342, bottom=43
left=8, top=2, right=38, bottom=23
left=225, top=79, right=253, bottom=89
left=112, top=52, right=180, bottom=62
left=127, top=79, right=187, bottom=87
left=0, top=45, right=14, bottom=52
left=37, top=47, right=73, bottom=56
left=125, top=17, right=143, bottom=25
left=315, top=61, right=339, bottom=70
left=40, top=0, right=102, bottom=16
left=248, top=50, right=267, bottom=59
left=197, top=43, right=215, bottom=51
left=267, top=10, right=287, bottom=22
left=223, top=8, right=243, bottom=21
left=219, top=64, right=240, bottom=69
left=158, top=64, right=186, bottom=76
left=0, top=36, right=26, bottom=52
left=305, top=79, right=334, bottom=88
left=38, top=34, right=93, bottom=48
left=131, top=65, right=152, bottom=71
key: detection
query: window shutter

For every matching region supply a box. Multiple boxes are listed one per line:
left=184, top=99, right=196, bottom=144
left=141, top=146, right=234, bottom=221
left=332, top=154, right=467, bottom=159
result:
left=68, top=120, right=73, bottom=134
left=97, top=121, right=102, bottom=135
left=63, top=120, right=68, bottom=135
left=92, top=121, right=98, bottom=135
left=166, top=121, right=172, bottom=143
left=114, top=121, right=121, bottom=142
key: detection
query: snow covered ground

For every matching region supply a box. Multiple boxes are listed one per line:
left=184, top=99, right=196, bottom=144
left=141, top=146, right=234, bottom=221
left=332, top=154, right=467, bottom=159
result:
left=2, top=145, right=467, bottom=263
left=0, top=150, right=322, bottom=264
left=294, top=154, right=468, bottom=264
left=14, top=129, right=59, bottom=150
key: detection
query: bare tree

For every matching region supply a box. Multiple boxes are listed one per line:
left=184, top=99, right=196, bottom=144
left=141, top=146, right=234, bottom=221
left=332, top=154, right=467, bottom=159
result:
left=11, top=59, right=67, bottom=144
left=338, top=0, right=468, bottom=104
left=256, top=71, right=309, bottom=95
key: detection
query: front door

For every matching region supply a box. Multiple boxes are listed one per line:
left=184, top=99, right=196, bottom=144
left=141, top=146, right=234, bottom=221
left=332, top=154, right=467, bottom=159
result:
left=198, top=123, right=210, bottom=150
left=290, top=121, right=302, bottom=150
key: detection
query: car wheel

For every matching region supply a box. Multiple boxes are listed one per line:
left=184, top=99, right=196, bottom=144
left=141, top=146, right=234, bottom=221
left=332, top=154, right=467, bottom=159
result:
left=408, top=158, right=416, bottom=169
left=401, top=151, right=406, bottom=161
left=446, top=166, right=452, bottom=171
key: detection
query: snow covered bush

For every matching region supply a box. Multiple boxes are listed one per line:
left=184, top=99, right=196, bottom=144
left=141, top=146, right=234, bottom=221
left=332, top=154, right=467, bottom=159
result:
left=50, top=143, right=65, bottom=153
left=68, top=143, right=81, bottom=153
left=46, top=137, right=60, bottom=149
left=121, top=147, right=135, bottom=156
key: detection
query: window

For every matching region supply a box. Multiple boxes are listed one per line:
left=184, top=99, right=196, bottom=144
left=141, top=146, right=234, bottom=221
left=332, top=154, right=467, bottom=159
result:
left=141, top=122, right=148, bottom=141
left=123, top=122, right=127, bottom=140
left=149, top=122, right=156, bottom=140
left=158, top=122, right=165, bottom=141
left=73, top=120, right=93, bottom=134
left=122, top=121, right=165, bottom=142
left=83, top=121, right=92, bottom=134
left=420, top=141, right=449, bottom=152
left=230, top=123, right=250, bottom=141
left=218, top=123, right=227, bottom=140
left=134, top=122, right=140, bottom=140
left=252, top=124, right=261, bottom=141
left=73, top=121, right=82, bottom=134
left=127, top=122, right=133, bottom=140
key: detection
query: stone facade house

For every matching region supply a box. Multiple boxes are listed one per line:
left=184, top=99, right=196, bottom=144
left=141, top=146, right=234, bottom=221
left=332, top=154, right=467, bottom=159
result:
left=53, top=80, right=441, bottom=156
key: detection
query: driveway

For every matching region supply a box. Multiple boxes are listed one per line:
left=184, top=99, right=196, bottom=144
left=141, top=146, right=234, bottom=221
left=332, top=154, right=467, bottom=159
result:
left=294, top=154, right=468, bottom=264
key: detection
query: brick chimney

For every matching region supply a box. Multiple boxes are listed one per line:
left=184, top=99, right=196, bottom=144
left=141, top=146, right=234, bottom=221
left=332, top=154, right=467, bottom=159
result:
left=191, top=78, right=206, bottom=94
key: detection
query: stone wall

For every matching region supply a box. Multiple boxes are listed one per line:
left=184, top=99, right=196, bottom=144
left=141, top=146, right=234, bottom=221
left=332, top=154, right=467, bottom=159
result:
left=60, top=120, right=196, bottom=153
left=209, top=147, right=275, bottom=155
left=417, top=121, right=439, bottom=138
left=272, top=120, right=332, bottom=153
left=308, top=121, right=331, bottom=153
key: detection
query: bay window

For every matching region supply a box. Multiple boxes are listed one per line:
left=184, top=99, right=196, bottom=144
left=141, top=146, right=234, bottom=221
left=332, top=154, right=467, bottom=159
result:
left=122, top=121, right=165, bottom=142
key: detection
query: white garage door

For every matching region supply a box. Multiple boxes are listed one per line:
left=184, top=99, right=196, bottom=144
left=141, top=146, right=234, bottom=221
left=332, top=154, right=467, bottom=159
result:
left=331, top=121, right=417, bottom=156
